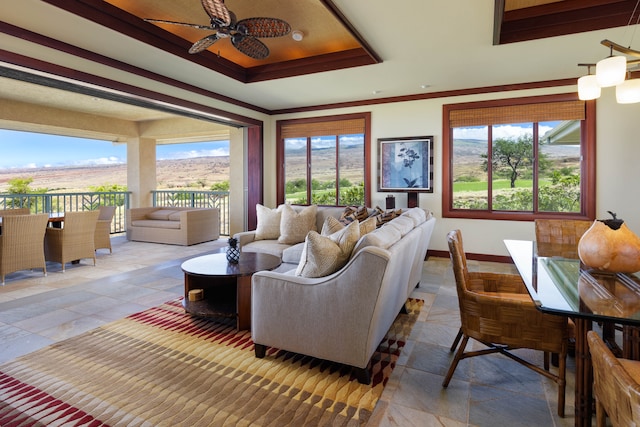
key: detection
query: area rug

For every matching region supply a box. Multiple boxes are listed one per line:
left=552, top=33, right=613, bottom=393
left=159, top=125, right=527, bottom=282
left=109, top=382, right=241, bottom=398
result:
left=0, top=298, right=423, bottom=427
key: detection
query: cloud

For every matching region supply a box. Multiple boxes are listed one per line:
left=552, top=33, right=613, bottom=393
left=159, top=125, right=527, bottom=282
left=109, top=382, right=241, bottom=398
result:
left=157, top=147, right=229, bottom=160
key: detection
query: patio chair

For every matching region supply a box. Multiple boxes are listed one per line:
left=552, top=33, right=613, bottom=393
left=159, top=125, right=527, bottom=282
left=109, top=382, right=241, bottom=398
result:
left=587, top=330, right=640, bottom=427
left=443, top=229, right=569, bottom=417
left=0, top=213, right=49, bottom=284
left=44, top=210, right=100, bottom=272
left=94, top=205, right=116, bottom=253
left=0, top=207, right=31, bottom=217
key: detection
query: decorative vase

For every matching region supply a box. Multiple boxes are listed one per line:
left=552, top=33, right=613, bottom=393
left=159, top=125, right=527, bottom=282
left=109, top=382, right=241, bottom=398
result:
left=226, top=237, right=240, bottom=264
left=578, top=211, right=640, bottom=273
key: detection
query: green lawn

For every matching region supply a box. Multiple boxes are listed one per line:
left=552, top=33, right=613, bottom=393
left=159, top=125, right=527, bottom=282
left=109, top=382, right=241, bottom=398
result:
left=453, top=179, right=551, bottom=192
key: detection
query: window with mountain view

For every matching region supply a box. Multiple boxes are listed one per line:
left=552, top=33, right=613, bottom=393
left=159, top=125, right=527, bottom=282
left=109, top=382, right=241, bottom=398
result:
left=442, top=95, right=595, bottom=220
left=276, top=113, right=371, bottom=207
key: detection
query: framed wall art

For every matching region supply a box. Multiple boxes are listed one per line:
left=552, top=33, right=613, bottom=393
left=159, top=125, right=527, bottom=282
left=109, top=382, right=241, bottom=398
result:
left=378, top=136, right=434, bottom=193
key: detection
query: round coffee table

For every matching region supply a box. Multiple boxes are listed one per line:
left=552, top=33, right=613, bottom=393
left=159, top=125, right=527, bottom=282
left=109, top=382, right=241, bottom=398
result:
left=181, top=252, right=281, bottom=330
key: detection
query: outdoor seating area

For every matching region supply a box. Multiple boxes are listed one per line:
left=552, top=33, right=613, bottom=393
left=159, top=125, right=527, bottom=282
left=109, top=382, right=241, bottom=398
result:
left=0, top=207, right=117, bottom=282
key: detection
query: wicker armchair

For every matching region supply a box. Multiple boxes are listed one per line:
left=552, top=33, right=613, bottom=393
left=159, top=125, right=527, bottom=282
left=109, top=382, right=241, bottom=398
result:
left=0, top=213, right=49, bottom=284
left=44, top=210, right=100, bottom=272
left=534, top=219, right=592, bottom=245
left=588, top=330, right=640, bottom=427
left=94, top=206, right=116, bottom=253
left=0, top=208, right=31, bottom=216
left=443, top=229, right=569, bottom=417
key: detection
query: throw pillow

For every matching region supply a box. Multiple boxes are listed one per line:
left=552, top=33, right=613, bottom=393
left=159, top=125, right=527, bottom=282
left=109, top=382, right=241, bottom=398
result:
left=339, top=205, right=369, bottom=225
left=254, top=204, right=282, bottom=241
left=321, top=215, right=377, bottom=238
left=278, top=204, right=317, bottom=244
left=295, top=220, right=360, bottom=278
left=146, top=209, right=176, bottom=220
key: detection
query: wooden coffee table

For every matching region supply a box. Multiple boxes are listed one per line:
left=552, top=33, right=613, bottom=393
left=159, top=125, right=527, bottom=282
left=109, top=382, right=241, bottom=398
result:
left=181, top=252, right=281, bottom=330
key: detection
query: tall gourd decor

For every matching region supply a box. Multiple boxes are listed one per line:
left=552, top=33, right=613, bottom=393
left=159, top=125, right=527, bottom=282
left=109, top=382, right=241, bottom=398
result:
left=578, top=211, right=640, bottom=273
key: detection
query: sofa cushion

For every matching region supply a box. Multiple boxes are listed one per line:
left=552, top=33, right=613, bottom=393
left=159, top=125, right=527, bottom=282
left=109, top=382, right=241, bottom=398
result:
left=241, top=239, right=292, bottom=259
left=384, top=215, right=414, bottom=236
left=255, top=204, right=282, bottom=241
left=146, top=209, right=177, bottom=220
left=130, top=219, right=181, bottom=229
left=295, top=220, right=359, bottom=278
left=168, top=211, right=183, bottom=221
left=401, top=207, right=427, bottom=226
left=278, top=204, right=317, bottom=244
left=282, top=242, right=306, bottom=264
left=352, top=224, right=401, bottom=255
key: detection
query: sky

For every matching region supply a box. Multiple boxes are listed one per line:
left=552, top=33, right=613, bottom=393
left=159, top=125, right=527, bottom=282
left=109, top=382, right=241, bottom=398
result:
left=0, top=129, right=230, bottom=170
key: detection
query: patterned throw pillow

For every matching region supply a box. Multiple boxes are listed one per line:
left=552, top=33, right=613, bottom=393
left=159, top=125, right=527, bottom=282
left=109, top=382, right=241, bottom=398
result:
left=321, top=215, right=377, bottom=238
left=278, top=204, right=317, bottom=244
left=254, top=204, right=282, bottom=241
left=295, top=220, right=360, bottom=278
left=368, top=206, right=403, bottom=228
left=339, top=205, right=369, bottom=225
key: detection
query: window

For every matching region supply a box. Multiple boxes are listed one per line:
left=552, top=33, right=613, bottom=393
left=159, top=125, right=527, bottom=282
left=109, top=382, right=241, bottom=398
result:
left=276, top=113, right=371, bottom=206
left=443, top=94, right=595, bottom=220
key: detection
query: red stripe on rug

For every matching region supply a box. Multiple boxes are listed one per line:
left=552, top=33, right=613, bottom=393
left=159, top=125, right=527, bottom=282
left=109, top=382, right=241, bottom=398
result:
left=0, top=372, right=108, bottom=427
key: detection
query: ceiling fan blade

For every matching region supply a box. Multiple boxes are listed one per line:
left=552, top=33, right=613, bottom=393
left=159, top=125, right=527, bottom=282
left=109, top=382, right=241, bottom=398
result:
left=232, top=35, right=270, bottom=60
left=236, top=18, right=291, bottom=38
left=189, top=34, right=221, bottom=54
left=201, top=0, right=231, bottom=26
left=144, top=18, right=214, bottom=31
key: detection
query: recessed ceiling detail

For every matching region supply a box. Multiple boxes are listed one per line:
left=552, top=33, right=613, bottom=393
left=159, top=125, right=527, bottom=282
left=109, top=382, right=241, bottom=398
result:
left=52, top=0, right=381, bottom=83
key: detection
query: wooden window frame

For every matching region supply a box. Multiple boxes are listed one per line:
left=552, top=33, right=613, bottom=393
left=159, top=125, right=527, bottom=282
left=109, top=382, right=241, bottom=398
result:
left=276, top=112, right=371, bottom=206
left=442, top=93, right=596, bottom=221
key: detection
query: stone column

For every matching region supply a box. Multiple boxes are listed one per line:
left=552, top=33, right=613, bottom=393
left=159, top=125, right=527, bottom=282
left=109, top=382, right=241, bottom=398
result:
left=127, top=137, right=156, bottom=208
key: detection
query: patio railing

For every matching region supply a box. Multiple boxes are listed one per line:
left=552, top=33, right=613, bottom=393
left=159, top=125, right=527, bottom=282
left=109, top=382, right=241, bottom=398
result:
left=152, top=190, right=230, bottom=236
left=0, top=190, right=230, bottom=236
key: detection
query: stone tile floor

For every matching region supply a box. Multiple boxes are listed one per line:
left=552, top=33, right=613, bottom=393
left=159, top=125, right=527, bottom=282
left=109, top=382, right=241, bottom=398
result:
left=0, top=235, right=580, bottom=426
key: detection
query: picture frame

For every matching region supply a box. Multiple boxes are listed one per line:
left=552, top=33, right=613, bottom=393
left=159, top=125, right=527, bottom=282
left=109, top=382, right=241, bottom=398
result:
left=378, top=136, right=434, bottom=192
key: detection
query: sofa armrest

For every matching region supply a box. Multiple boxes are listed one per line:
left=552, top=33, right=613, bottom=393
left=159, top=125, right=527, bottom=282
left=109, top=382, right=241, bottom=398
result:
left=181, top=208, right=219, bottom=240
left=234, top=230, right=257, bottom=247
left=251, top=246, right=392, bottom=369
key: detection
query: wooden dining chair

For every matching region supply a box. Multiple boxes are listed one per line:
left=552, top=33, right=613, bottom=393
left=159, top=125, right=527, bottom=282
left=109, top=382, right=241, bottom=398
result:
left=94, top=205, right=116, bottom=253
left=0, top=213, right=49, bottom=284
left=443, top=229, right=569, bottom=417
left=588, top=330, right=640, bottom=426
left=44, top=210, right=100, bottom=272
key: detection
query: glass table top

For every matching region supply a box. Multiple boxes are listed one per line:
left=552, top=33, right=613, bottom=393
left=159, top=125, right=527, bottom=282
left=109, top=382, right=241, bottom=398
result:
left=505, top=239, right=640, bottom=325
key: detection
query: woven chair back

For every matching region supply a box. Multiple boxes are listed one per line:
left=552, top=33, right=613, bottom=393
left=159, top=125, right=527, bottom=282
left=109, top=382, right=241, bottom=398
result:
left=588, top=330, right=640, bottom=427
left=535, top=219, right=592, bottom=245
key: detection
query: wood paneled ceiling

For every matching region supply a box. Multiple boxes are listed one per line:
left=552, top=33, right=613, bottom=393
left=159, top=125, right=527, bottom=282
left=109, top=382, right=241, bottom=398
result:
left=46, top=0, right=381, bottom=83
left=496, top=0, right=640, bottom=45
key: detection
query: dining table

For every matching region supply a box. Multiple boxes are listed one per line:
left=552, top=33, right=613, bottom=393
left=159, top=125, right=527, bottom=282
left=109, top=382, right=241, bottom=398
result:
left=505, top=239, right=640, bottom=427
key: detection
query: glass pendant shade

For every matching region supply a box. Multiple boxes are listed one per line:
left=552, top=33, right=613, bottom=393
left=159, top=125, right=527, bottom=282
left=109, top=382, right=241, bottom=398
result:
left=596, top=55, right=627, bottom=87
left=578, top=74, right=601, bottom=100
left=616, top=78, right=640, bottom=103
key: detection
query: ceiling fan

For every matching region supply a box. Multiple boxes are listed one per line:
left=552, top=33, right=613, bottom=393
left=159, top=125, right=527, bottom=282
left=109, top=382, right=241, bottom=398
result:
left=144, top=0, right=291, bottom=60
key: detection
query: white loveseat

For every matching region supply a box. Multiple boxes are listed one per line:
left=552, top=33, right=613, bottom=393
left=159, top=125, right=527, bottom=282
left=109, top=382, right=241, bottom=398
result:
left=126, top=207, right=219, bottom=246
left=249, top=207, right=436, bottom=384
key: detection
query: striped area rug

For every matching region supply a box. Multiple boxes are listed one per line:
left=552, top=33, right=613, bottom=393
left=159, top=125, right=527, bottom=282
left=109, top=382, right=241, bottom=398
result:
left=0, top=298, right=422, bottom=426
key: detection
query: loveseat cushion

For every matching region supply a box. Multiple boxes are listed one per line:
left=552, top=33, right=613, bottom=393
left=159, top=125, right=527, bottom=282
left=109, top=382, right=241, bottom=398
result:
left=146, top=209, right=177, bottom=220
left=255, top=204, right=282, bottom=241
left=295, top=220, right=359, bottom=278
left=240, top=239, right=292, bottom=259
left=130, top=219, right=181, bottom=229
left=168, top=211, right=183, bottom=221
left=278, top=204, right=317, bottom=244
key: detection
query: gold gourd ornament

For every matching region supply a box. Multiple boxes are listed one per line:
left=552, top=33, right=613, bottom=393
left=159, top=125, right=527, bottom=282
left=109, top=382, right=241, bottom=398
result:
left=577, top=211, right=640, bottom=273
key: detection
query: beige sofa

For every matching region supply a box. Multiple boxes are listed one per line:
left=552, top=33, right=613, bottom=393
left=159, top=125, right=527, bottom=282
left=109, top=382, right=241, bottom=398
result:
left=234, top=205, right=378, bottom=270
left=126, top=207, right=219, bottom=246
left=249, top=208, right=436, bottom=384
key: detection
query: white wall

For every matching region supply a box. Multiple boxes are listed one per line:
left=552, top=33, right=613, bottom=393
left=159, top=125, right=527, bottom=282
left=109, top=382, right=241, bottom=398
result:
left=265, top=85, right=640, bottom=257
